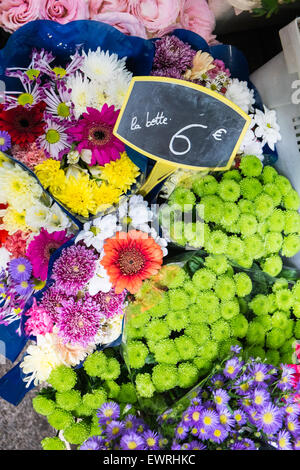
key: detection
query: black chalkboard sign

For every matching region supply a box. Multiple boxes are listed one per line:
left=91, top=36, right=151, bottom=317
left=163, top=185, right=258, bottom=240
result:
left=114, top=77, right=251, bottom=171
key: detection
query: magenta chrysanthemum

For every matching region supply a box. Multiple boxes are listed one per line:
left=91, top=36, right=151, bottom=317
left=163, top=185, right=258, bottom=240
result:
left=93, top=288, right=126, bottom=319
left=51, top=244, right=97, bottom=294
left=25, top=298, right=53, bottom=337
left=56, top=295, right=102, bottom=346
left=26, top=228, right=71, bottom=281
left=39, top=286, right=70, bottom=323
left=66, top=104, right=124, bottom=166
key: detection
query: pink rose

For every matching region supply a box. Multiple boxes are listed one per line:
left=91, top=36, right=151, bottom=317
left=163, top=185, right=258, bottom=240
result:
left=180, top=0, right=216, bottom=45
left=129, top=0, right=181, bottom=34
left=92, top=12, right=147, bottom=38
left=89, top=0, right=129, bottom=17
left=39, top=0, right=89, bottom=24
left=0, top=0, right=39, bottom=33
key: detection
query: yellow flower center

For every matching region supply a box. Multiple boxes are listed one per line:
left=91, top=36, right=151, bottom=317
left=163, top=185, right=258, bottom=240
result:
left=255, top=396, right=263, bottom=405
left=128, top=441, right=137, bottom=450
left=227, top=366, right=235, bottom=374
left=192, top=411, right=200, bottom=421
left=278, top=438, right=286, bottom=448
left=235, top=414, right=242, bottom=422
left=240, top=383, right=249, bottom=391
left=21, top=281, right=28, bottom=288
left=203, top=416, right=212, bottom=425
left=104, top=409, right=113, bottom=417
left=255, top=371, right=264, bottom=382
left=220, top=415, right=227, bottom=424
left=57, top=102, right=70, bottom=118
left=177, top=427, right=184, bottom=434
left=112, top=427, right=120, bottom=435
left=46, top=129, right=60, bottom=144
left=288, top=422, right=295, bottom=431
left=17, top=264, right=26, bottom=273
left=52, top=66, right=66, bottom=78
left=214, top=429, right=222, bottom=437
left=147, top=438, right=155, bottom=447
left=262, top=412, right=274, bottom=424
left=0, top=138, right=4, bottom=145
left=18, top=92, right=33, bottom=106
left=216, top=396, right=223, bottom=404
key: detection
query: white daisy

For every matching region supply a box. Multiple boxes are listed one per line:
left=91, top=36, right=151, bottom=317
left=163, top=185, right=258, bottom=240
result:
left=0, top=246, right=10, bottom=270
left=149, top=227, right=168, bottom=257
left=88, top=258, right=112, bottom=295
left=106, top=71, right=132, bottom=109
left=25, top=201, right=50, bottom=231
left=75, top=213, right=120, bottom=252
left=80, top=47, right=127, bottom=85
left=37, top=117, right=72, bottom=160
left=44, top=81, right=73, bottom=120
left=66, top=72, right=94, bottom=119
left=118, top=195, right=153, bottom=232
left=46, top=203, right=72, bottom=233
left=238, top=127, right=264, bottom=160
left=225, top=78, right=255, bottom=114
left=253, top=105, right=281, bottom=151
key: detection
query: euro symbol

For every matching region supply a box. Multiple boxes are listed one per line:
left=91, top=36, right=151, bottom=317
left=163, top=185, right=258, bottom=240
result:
left=212, top=128, right=227, bottom=141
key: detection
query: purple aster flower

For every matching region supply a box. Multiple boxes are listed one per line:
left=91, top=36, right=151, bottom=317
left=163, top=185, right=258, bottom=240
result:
left=0, top=280, right=7, bottom=295
left=213, top=389, right=230, bottom=409
left=230, top=442, right=247, bottom=450
left=106, top=420, right=124, bottom=440
left=123, top=414, right=139, bottom=431
left=277, top=430, right=293, bottom=450
left=52, top=244, right=97, bottom=294
left=257, top=403, right=283, bottom=434
left=248, top=363, right=271, bottom=385
left=56, top=295, right=102, bottom=347
left=80, top=436, right=105, bottom=450
left=0, top=130, right=11, bottom=151
left=200, top=409, right=219, bottom=430
left=189, top=440, right=206, bottom=450
left=224, top=357, right=242, bottom=379
left=14, top=279, right=34, bottom=297
left=294, top=435, right=300, bottom=450
left=231, top=345, right=242, bottom=354
left=241, top=438, right=256, bottom=450
left=189, top=405, right=204, bottom=425
left=93, top=288, right=126, bottom=319
left=218, top=407, right=235, bottom=430
left=209, top=424, right=228, bottom=444
left=286, top=416, right=300, bottom=435
left=232, top=373, right=252, bottom=396
left=277, top=365, right=295, bottom=391
left=8, top=257, right=32, bottom=282
left=285, top=402, right=300, bottom=417
left=120, top=432, right=144, bottom=450
left=181, top=409, right=192, bottom=426
left=181, top=442, right=191, bottom=450
left=143, top=430, right=160, bottom=450
left=152, top=36, right=195, bottom=73
left=175, top=423, right=189, bottom=440
left=211, top=373, right=227, bottom=388
left=97, top=402, right=120, bottom=424
left=252, top=387, right=270, bottom=408
left=171, top=441, right=182, bottom=450
left=233, top=409, right=247, bottom=426
left=238, top=396, right=253, bottom=413
left=196, top=425, right=211, bottom=441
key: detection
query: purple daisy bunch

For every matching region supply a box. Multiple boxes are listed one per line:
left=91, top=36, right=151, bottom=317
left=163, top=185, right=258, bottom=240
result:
left=106, top=420, right=125, bottom=440
left=120, top=432, right=145, bottom=450
left=209, top=424, right=228, bottom=444
left=188, top=440, right=206, bottom=450
left=175, top=423, right=189, bottom=440
left=277, top=365, right=295, bottom=391
left=211, top=373, right=227, bottom=389
left=277, top=429, right=293, bottom=450
left=233, top=408, right=247, bottom=426
left=232, top=373, right=252, bottom=396
left=189, top=405, right=204, bottom=426
left=286, top=415, right=300, bottom=435
left=256, top=403, right=283, bottom=434
left=14, top=279, right=34, bottom=297
left=223, top=357, right=242, bottom=380
left=252, top=386, right=271, bottom=408
left=143, top=430, right=161, bottom=450
left=212, top=389, right=230, bottom=409
left=218, top=407, right=235, bottom=430
left=97, top=402, right=120, bottom=424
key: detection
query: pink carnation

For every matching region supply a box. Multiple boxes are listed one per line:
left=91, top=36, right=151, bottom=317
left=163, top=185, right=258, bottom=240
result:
left=89, top=0, right=129, bottom=16
left=4, top=230, right=30, bottom=258
left=39, top=0, right=89, bottom=24
left=0, top=0, right=39, bottom=33
left=12, top=142, right=48, bottom=171
left=25, top=298, right=53, bottom=336
left=129, top=0, right=181, bottom=34
left=180, top=0, right=216, bottom=45
left=91, top=12, right=147, bottom=38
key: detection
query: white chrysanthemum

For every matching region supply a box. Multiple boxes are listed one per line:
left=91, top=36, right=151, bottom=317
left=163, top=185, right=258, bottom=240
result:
left=20, top=334, right=63, bottom=387
left=225, top=78, right=255, bottom=114
left=238, top=127, right=264, bottom=160
left=89, top=83, right=109, bottom=111
left=46, top=203, right=72, bottom=233
left=253, top=105, right=282, bottom=151
left=75, top=213, right=120, bottom=252
left=80, top=47, right=127, bottom=85
left=118, top=195, right=153, bottom=232
left=51, top=326, right=96, bottom=367
left=25, top=201, right=50, bottom=231
left=149, top=227, right=168, bottom=257
left=0, top=166, right=42, bottom=210
left=88, top=258, right=112, bottom=295
left=106, top=71, right=132, bottom=109
left=94, top=314, right=123, bottom=346
left=0, top=246, right=10, bottom=270
left=65, top=163, right=88, bottom=180
left=66, top=72, right=94, bottom=118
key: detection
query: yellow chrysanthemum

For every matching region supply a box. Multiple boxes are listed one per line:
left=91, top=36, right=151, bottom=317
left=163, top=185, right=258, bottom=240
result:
left=58, top=174, right=98, bottom=218
left=34, top=159, right=66, bottom=194
left=93, top=182, right=122, bottom=212
left=99, top=152, right=140, bottom=193
left=1, top=207, right=31, bottom=234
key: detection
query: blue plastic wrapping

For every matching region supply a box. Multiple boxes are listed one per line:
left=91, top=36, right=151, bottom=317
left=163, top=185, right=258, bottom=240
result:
left=0, top=360, right=35, bottom=406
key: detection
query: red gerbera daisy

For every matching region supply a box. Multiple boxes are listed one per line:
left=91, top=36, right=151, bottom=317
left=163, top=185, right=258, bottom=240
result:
left=0, top=102, right=46, bottom=148
left=101, top=230, right=163, bottom=295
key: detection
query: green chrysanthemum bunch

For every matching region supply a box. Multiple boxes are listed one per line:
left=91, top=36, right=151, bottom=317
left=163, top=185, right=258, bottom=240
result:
left=160, top=155, right=300, bottom=275
left=123, top=263, right=254, bottom=400
left=33, top=348, right=137, bottom=449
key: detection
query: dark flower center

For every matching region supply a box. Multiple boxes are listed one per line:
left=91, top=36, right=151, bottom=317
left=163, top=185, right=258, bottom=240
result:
left=19, top=118, right=29, bottom=128
left=118, top=248, right=145, bottom=275
left=89, top=124, right=111, bottom=147
left=93, top=130, right=106, bottom=140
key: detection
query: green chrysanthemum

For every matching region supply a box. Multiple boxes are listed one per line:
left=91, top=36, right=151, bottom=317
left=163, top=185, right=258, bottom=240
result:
left=281, top=234, right=300, bottom=257
left=204, top=254, right=229, bottom=275
left=266, top=328, right=286, bottom=348
left=192, top=175, right=219, bottom=197
left=267, top=209, right=285, bottom=233
left=293, top=302, right=300, bottom=318
left=295, top=320, right=300, bottom=339
left=218, top=179, right=241, bottom=202
left=135, top=373, right=156, bottom=398
left=293, top=280, right=300, bottom=301
left=198, top=340, right=219, bottom=361
left=275, top=175, right=292, bottom=196
left=240, top=155, right=263, bottom=177
left=238, top=213, right=258, bottom=237
left=221, top=202, right=240, bottom=226
left=243, top=234, right=265, bottom=259
left=153, top=339, right=180, bottom=364
left=238, top=199, right=255, bottom=215
left=166, top=309, right=190, bottom=331
left=264, top=231, right=283, bottom=254
left=169, top=187, right=196, bottom=211
left=285, top=320, right=294, bottom=339
left=234, top=272, right=252, bottom=297
left=56, top=390, right=81, bottom=411
left=265, top=349, right=280, bottom=367
left=263, top=183, right=282, bottom=206
left=118, top=383, right=137, bottom=404
left=270, top=311, right=289, bottom=331
left=222, top=169, right=242, bottom=182
left=126, top=324, right=145, bottom=340
left=74, top=403, right=93, bottom=418
left=246, top=321, right=265, bottom=346
left=32, top=395, right=56, bottom=416
left=254, top=194, right=275, bottom=220
left=145, top=319, right=170, bottom=343
left=261, top=165, right=278, bottom=184
left=197, top=291, right=219, bottom=313
left=178, top=362, right=199, bottom=388
left=210, top=319, right=231, bottom=342
left=226, top=236, right=245, bottom=260
left=192, top=268, right=216, bottom=290
left=152, top=364, right=178, bottom=392
left=249, top=294, right=270, bottom=316
left=127, top=341, right=149, bottom=369
left=283, top=189, right=300, bottom=211
left=168, top=288, right=191, bottom=310
left=235, top=254, right=254, bottom=269
left=183, top=280, right=201, bottom=304
left=174, top=335, right=198, bottom=361
left=147, top=293, right=169, bottom=319
left=240, top=177, right=263, bottom=200
left=170, top=221, right=187, bottom=246
left=201, top=195, right=223, bottom=223
left=83, top=351, right=107, bottom=378
left=185, top=323, right=210, bottom=346
left=100, top=358, right=121, bottom=381
left=128, top=306, right=150, bottom=328
left=48, top=365, right=77, bottom=392
left=275, top=289, right=294, bottom=311
left=104, top=380, right=121, bottom=400
left=184, top=222, right=205, bottom=248
left=220, top=299, right=240, bottom=320
left=280, top=337, right=296, bottom=354
left=284, top=210, right=300, bottom=234
left=82, top=389, right=107, bottom=410
left=230, top=314, right=248, bottom=338
left=257, top=221, right=269, bottom=238
left=214, top=275, right=236, bottom=301
left=157, top=265, right=187, bottom=289
left=41, top=437, right=66, bottom=451
left=206, top=230, right=229, bottom=255
left=262, top=255, right=283, bottom=277
left=256, top=314, right=272, bottom=332
left=47, top=409, right=74, bottom=431
left=64, top=422, right=90, bottom=445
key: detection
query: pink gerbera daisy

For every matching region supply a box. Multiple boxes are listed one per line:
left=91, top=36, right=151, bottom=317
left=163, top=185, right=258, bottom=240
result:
left=26, top=228, right=71, bottom=281
left=66, top=104, right=124, bottom=166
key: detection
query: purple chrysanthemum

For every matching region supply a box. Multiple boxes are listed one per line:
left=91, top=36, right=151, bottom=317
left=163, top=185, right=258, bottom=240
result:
left=56, top=295, right=102, bottom=346
left=80, top=436, right=105, bottom=450
left=151, top=67, right=183, bottom=79
left=97, top=402, right=120, bottom=424
left=143, top=430, right=160, bottom=450
left=106, top=420, right=124, bottom=440
left=233, top=409, right=247, bottom=426
left=252, top=386, right=270, bottom=408
left=277, top=430, right=293, bottom=450
left=152, top=36, right=195, bottom=73
left=93, top=288, right=126, bottom=319
left=52, top=244, right=97, bottom=294
left=213, top=389, right=230, bottom=409
left=123, top=414, right=140, bottom=431
left=8, top=257, right=32, bottom=282
left=286, top=416, right=300, bottom=435
left=256, top=403, right=283, bottom=434
left=209, top=424, right=228, bottom=444
left=223, top=357, right=242, bottom=379
left=175, top=423, right=189, bottom=440
left=39, top=286, right=70, bottom=322
left=0, top=130, right=11, bottom=151
left=120, top=432, right=144, bottom=450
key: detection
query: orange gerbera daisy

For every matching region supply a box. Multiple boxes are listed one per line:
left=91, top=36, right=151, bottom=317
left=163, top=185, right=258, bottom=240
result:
left=101, top=230, right=164, bottom=295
